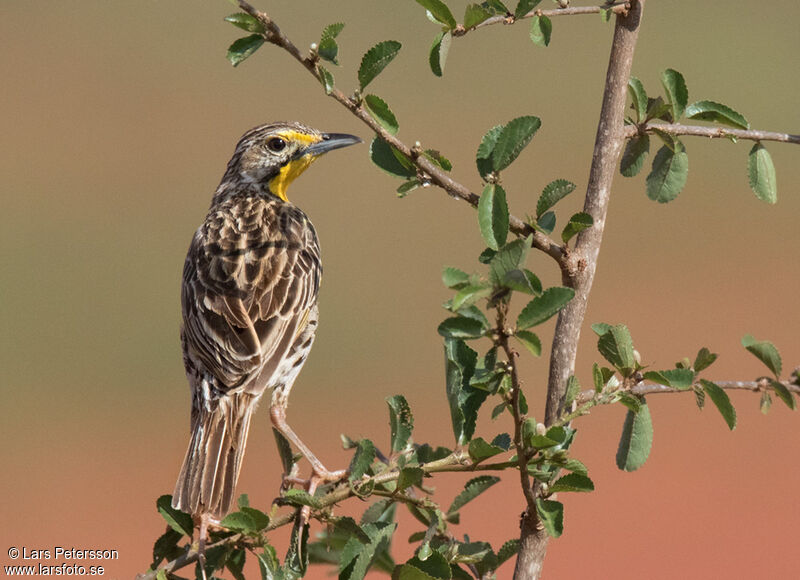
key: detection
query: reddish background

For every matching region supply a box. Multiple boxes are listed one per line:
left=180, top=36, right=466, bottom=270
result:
left=1, top=2, right=798, bottom=578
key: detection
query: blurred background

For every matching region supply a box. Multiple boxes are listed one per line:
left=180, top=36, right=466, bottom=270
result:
left=1, top=1, right=798, bottom=578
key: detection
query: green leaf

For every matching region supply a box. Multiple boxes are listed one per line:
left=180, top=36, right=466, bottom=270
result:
left=415, top=0, right=457, bottom=29
left=273, top=428, right=295, bottom=474
left=444, top=338, right=486, bottom=445
left=256, top=546, right=281, bottom=580
left=220, top=511, right=257, bottom=533
left=318, top=22, right=345, bottom=64
left=364, top=95, right=399, bottom=135
left=468, top=437, right=506, bottom=462
left=536, top=179, right=576, bottom=218
left=535, top=211, right=556, bottom=234
left=442, top=266, right=470, bottom=289
left=283, top=489, right=321, bottom=509
left=448, top=475, right=500, bottom=515
left=686, top=100, right=749, bottom=129
left=332, top=517, right=372, bottom=545
left=503, top=269, right=541, bottom=295
left=561, top=212, right=593, bottom=244
left=349, top=438, right=376, bottom=481
left=564, top=375, right=581, bottom=406
left=340, top=521, right=396, bottom=580
left=616, top=398, right=653, bottom=471
left=742, top=334, right=782, bottom=377
left=747, top=143, right=777, bottom=204
left=423, top=148, right=453, bottom=171
left=241, top=507, right=269, bottom=531
left=224, top=13, right=265, bottom=33
left=535, top=499, right=563, bottom=538
left=515, top=330, right=542, bottom=356
left=429, top=31, right=452, bottom=77
left=627, top=77, right=648, bottom=122
left=515, top=0, right=542, bottom=18
left=156, top=495, right=193, bottom=537
left=701, top=379, right=737, bottom=430
left=394, top=554, right=450, bottom=579
left=770, top=379, right=796, bottom=411
left=492, top=116, right=541, bottom=172
left=151, top=529, right=183, bottom=567
left=488, top=236, right=532, bottom=287
left=530, top=15, right=552, bottom=47
left=760, top=391, right=773, bottom=415
left=476, top=124, right=504, bottom=179
left=397, top=466, right=425, bottom=492
left=597, top=324, right=636, bottom=375
left=549, top=473, right=595, bottom=493
left=620, top=134, right=650, bottom=177
left=387, top=395, right=414, bottom=453
left=478, top=184, right=510, bottom=250
left=227, top=34, right=265, bottom=67
left=646, top=96, right=672, bottom=122
left=517, top=287, right=575, bottom=329
left=451, top=284, right=492, bottom=310
left=646, top=142, right=689, bottom=203
left=496, top=539, right=520, bottom=567
left=370, top=137, right=416, bottom=178
left=694, top=347, right=718, bottom=372
left=438, top=316, right=486, bottom=339
left=643, top=368, right=694, bottom=391
left=464, top=4, right=492, bottom=29
left=600, top=7, right=613, bottom=22
left=317, top=65, right=334, bottom=95
left=397, top=179, right=421, bottom=197
left=358, top=40, right=402, bottom=90
left=661, top=69, right=688, bottom=121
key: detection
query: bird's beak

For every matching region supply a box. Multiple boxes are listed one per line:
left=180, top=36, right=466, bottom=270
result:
left=303, top=133, right=362, bottom=157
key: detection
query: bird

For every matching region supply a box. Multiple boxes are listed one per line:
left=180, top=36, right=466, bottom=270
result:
left=171, top=121, right=361, bottom=537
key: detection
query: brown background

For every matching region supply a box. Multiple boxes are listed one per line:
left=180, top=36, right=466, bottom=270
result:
left=1, top=1, right=798, bottom=578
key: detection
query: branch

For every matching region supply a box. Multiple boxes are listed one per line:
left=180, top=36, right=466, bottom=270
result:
left=624, top=122, right=800, bottom=145
left=515, top=3, right=646, bottom=579
left=453, top=2, right=631, bottom=37
left=235, top=0, right=566, bottom=266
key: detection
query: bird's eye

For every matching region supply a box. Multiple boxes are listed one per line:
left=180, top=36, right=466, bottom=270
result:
left=266, top=137, right=287, bottom=152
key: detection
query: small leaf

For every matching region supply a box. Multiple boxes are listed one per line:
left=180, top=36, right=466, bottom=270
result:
left=227, top=34, right=265, bottom=67
left=423, top=149, right=453, bottom=171
left=364, top=94, right=399, bottom=135
left=646, top=96, right=672, bottom=122
left=616, top=398, right=653, bottom=471
left=770, top=379, right=796, bottom=411
left=742, top=334, right=782, bottom=377
left=661, top=69, right=688, bottom=121
left=397, top=466, right=425, bottom=492
left=694, top=347, right=718, bottom=372
left=564, top=375, right=581, bottom=406
left=686, top=100, right=749, bottom=129
left=447, top=475, right=500, bottom=515
left=497, top=539, right=520, bottom=567
left=370, top=137, right=416, bottom=178
left=478, top=184, right=509, bottom=250
left=332, top=517, right=372, bottom=544
left=492, top=116, right=542, bottom=172
left=415, top=0, right=457, bottom=29
left=397, top=179, right=421, bottom=197
left=156, top=495, right=194, bottom=537
left=549, top=473, right=595, bottom=493
left=442, top=266, right=469, bottom=289
left=515, top=0, right=542, bottom=18
left=627, top=77, right=648, bottom=122
left=597, top=324, right=636, bottom=375
left=387, top=395, right=414, bottom=453
left=476, top=124, right=504, bottom=179
left=489, top=236, right=532, bottom=287
left=444, top=338, right=483, bottom=445
left=536, top=179, right=576, bottom=218
left=530, top=15, right=552, bottom=47
left=760, top=391, right=773, bottom=415
left=317, top=65, right=334, bottom=95
left=643, top=368, right=694, bottom=391
left=503, top=269, right=541, bottom=295
left=464, top=4, right=492, bottom=29
left=517, top=287, right=574, bottom=329
left=241, top=507, right=269, bottom=531
left=318, top=22, right=345, bottom=64
left=701, top=379, right=736, bottom=430
left=535, top=211, right=556, bottom=234
left=438, top=316, right=486, bottom=339
left=535, top=499, right=563, bottom=538
left=358, top=40, right=402, bottom=90
left=747, top=143, right=777, bottom=204
left=451, top=284, right=492, bottom=310
left=224, top=13, right=265, bottom=33
left=561, top=212, right=593, bottom=244
left=220, top=511, right=257, bottom=533
left=349, top=438, right=376, bottom=481
left=646, top=142, right=689, bottom=203
left=515, top=330, right=542, bottom=356
left=620, top=135, right=650, bottom=177
left=429, top=31, right=452, bottom=77
left=468, top=437, right=506, bottom=462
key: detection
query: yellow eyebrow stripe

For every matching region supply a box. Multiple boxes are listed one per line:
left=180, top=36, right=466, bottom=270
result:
left=275, top=130, right=322, bottom=146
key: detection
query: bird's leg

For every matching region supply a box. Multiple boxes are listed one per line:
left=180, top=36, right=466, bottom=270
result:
left=269, top=404, right=346, bottom=525
left=195, top=513, right=213, bottom=580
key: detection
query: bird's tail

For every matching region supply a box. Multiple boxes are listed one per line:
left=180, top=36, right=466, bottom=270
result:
left=172, top=391, right=259, bottom=520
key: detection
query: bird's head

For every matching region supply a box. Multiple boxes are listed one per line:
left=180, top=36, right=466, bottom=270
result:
left=222, top=121, right=361, bottom=202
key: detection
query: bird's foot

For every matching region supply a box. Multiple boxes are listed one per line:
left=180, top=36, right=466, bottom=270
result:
left=280, top=466, right=348, bottom=527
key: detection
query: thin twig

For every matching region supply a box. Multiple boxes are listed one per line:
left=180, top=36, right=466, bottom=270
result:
left=454, top=2, right=631, bottom=37
left=624, top=122, right=800, bottom=145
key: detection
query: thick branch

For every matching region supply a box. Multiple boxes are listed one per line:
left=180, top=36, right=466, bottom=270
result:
left=236, top=0, right=566, bottom=265
left=515, top=3, right=646, bottom=580
left=454, top=2, right=631, bottom=37
left=625, top=122, right=800, bottom=145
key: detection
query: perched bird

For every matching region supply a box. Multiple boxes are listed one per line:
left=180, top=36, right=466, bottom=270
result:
left=172, top=122, right=361, bottom=533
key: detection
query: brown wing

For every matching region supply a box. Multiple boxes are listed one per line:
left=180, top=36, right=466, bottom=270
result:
left=181, top=198, right=321, bottom=395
